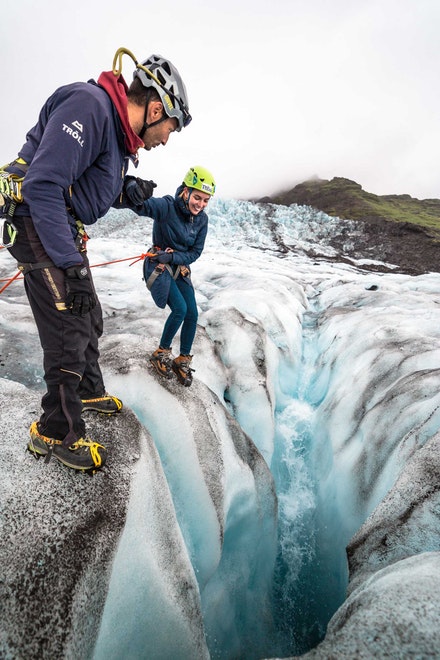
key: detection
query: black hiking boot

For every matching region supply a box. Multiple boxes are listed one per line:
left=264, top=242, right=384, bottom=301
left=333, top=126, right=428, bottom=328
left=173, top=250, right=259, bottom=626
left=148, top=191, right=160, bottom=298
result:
left=150, top=347, right=174, bottom=379
left=28, top=421, right=107, bottom=473
left=172, top=354, right=194, bottom=387
left=81, top=393, right=123, bottom=415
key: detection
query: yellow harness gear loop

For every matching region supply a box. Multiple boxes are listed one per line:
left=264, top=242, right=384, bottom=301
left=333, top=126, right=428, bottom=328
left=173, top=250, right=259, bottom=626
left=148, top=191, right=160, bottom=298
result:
left=0, top=162, right=26, bottom=204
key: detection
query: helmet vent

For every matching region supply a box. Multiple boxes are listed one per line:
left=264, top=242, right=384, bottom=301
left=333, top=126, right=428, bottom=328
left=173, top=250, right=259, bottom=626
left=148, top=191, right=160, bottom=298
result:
left=135, top=53, right=191, bottom=129
left=156, top=71, right=166, bottom=86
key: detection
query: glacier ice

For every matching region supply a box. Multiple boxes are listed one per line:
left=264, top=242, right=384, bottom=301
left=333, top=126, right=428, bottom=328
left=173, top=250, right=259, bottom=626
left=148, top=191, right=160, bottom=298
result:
left=1, top=198, right=440, bottom=658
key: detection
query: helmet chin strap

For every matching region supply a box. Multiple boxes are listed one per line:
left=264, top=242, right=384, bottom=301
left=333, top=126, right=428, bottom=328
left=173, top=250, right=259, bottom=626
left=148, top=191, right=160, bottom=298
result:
left=138, top=103, right=168, bottom=141
left=181, top=187, right=192, bottom=210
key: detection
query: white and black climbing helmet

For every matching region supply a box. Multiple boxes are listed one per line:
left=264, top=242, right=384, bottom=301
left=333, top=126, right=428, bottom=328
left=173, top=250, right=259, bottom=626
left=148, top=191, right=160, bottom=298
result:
left=134, top=54, right=191, bottom=131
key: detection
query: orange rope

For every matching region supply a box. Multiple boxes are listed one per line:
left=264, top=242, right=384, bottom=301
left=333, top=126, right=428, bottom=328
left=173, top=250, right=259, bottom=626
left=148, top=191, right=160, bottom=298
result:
left=0, top=252, right=153, bottom=293
left=0, top=269, right=22, bottom=294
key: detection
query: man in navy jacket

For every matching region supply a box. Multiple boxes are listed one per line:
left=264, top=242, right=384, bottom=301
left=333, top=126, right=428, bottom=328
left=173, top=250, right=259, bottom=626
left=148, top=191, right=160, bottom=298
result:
left=3, top=49, right=191, bottom=472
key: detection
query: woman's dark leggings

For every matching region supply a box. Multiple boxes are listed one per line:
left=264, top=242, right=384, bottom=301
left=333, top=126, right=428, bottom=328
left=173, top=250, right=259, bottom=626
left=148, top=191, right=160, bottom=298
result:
left=160, top=277, right=198, bottom=355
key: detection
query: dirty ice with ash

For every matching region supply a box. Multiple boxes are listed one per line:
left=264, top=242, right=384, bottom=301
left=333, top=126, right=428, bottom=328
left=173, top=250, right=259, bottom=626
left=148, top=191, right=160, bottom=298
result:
left=1, top=197, right=440, bottom=660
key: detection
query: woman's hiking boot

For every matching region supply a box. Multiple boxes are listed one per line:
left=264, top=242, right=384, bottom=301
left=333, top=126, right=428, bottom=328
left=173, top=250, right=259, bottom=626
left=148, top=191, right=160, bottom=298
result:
left=81, top=393, right=123, bottom=414
left=172, top=354, right=194, bottom=387
left=28, top=421, right=107, bottom=473
left=150, top=347, right=174, bottom=379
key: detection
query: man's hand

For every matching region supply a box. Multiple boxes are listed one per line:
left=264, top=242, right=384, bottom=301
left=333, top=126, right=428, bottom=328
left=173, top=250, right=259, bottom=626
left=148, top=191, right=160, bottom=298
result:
left=124, top=176, right=157, bottom=207
left=64, top=264, right=96, bottom=316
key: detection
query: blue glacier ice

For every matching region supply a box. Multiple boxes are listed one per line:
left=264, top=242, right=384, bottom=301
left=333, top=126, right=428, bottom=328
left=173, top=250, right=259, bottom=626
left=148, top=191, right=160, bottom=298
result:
left=0, top=198, right=439, bottom=659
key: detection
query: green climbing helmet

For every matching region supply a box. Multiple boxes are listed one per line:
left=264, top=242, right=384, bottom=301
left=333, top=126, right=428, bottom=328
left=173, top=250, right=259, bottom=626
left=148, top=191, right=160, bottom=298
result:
left=183, top=166, right=216, bottom=196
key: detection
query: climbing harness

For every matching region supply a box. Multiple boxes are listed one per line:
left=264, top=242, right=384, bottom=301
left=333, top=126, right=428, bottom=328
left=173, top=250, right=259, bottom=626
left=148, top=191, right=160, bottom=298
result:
left=15, top=260, right=55, bottom=276
left=143, top=245, right=182, bottom=291
left=0, top=159, right=28, bottom=251
left=1, top=218, right=18, bottom=248
left=12, top=219, right=88, bottom=277
left=0, top=158, right=27, bottom=220
left=1, top=182, right=90, bottom=279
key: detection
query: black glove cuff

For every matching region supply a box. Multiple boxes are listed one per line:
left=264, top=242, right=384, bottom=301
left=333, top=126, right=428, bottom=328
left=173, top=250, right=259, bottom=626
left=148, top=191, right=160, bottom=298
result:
left=65, top=264, right=88, bottom=280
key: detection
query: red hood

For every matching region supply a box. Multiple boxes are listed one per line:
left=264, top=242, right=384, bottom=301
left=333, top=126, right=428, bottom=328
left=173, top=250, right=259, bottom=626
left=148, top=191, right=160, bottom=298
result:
left=97, top=71, right=144, bottom=155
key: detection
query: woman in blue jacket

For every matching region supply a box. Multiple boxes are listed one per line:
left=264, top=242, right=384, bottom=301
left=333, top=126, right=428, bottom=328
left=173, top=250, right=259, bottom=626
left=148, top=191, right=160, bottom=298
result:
left=127, top=166, right=215, bottom=386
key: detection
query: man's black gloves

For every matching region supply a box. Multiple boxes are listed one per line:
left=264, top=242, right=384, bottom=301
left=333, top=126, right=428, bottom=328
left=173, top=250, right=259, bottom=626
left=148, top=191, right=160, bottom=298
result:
left=64, top=264, right=96, bottom=316
left=124, top=176, right=157, bottom=207
left=153, top=250, right=173, bottom=264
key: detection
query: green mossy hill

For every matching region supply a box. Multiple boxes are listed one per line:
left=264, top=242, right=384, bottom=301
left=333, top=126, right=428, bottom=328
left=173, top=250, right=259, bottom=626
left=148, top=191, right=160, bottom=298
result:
left=266, top=177, right=440, bottom=237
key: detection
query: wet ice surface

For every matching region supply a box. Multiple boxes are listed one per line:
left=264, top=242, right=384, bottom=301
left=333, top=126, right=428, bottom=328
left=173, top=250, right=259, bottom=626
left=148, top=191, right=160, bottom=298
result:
left=1, top=199, right=439, bottom=658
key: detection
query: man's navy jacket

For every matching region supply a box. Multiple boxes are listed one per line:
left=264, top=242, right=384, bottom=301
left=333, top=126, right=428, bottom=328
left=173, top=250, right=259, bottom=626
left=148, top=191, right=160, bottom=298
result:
left=15, top=79, right=131, bottom=269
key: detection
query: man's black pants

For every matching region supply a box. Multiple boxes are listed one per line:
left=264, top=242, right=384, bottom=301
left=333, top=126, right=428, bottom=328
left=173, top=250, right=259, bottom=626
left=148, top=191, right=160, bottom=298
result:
left=8, top=215, right=106, bottom=443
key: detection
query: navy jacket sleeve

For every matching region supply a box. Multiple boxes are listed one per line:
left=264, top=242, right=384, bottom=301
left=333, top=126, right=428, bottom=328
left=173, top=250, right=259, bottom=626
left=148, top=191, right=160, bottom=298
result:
left=21, top=86, right=115, bottom=269
left=139, top=196, right=208, bottom=266
left=169, top=223, right=208, bottom=266
left=137, top=197, right=172, bottom=221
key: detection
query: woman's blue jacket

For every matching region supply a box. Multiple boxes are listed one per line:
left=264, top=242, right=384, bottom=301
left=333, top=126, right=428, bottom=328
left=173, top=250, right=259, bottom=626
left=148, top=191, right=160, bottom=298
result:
left=139, top=185, right=208, bottom=308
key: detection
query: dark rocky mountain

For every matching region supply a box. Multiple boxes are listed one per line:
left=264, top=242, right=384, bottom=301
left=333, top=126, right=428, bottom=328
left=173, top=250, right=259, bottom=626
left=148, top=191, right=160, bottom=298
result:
left=257, top=177, right=440, bottom=276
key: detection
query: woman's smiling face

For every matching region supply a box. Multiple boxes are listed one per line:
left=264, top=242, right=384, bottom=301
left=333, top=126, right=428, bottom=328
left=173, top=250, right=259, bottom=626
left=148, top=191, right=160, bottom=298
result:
left=183, top=187, right=211, bottom=215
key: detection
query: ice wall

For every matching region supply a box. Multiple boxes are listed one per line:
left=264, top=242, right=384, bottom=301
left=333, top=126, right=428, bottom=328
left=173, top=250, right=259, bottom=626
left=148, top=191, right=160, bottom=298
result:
left=2, top=199, right=440, bottom=658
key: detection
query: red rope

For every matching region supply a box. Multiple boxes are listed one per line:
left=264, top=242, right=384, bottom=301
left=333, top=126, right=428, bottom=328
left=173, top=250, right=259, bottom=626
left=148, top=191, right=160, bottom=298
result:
left=0, top=252, right=152, bottom=293
left=0, top=269, right=22, bottom=294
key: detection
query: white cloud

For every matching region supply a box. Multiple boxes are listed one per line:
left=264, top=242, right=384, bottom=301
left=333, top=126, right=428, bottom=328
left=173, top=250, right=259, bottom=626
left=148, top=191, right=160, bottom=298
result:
left=2, top=0, right=440, bottom=200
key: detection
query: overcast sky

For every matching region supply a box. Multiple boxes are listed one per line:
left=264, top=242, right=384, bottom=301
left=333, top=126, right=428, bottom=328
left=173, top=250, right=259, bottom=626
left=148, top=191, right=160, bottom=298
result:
left=3, top=0, right=439, bottom=201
